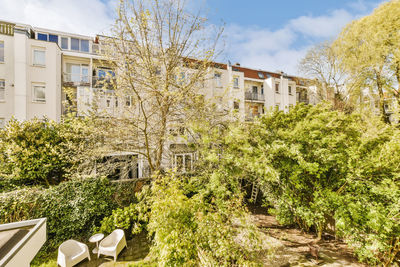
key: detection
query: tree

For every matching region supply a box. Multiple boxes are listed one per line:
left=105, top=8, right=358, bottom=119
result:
left=0, top=117, right=96, bottom=186
left=298, top=42, right=355, bottom=111
left=93, top=0, right=224, bottom=175
left=333, top=0, right=400, bottom=123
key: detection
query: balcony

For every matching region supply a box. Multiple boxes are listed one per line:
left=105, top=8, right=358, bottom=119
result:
left=92, top=76, right=116, bottom=90
left=245, top=92, right=265, bottom=102
left=0, top=22, right=14, bottom=36
left=62, top=73, right=90, bottom=87
left=245, top=112, right=261, bottom=121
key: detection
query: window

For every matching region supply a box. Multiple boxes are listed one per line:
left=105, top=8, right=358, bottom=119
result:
left=233, top=101, right=239, bottom=110
left=61, top=37, right=68, bottom=49
left=233, top=77, right=239, bottom=88
left=0, top=41, right=4, bottom=62
left=115, top=98, right=118, bottom=107
left=33, top=49, right=45, bottom=66
left=257, top=72, right=264, bottom=79
left=70, top=38, right=90, bottom=52
left=0, top=80, right=4, bottom=101
left=80, top=39, right=89, bottom=52
left=275, top=83, right=280, bottom=93
left=33, top=85, right=46, bottom=102
left=125, top=96, right=132, bottom=106
left=252, top=86, right=258, bottom=94
left=214, top=73, right=221, bottom=87
left=174, top=153, right=193, bottom=173
left=66, top=64, right=89, bottom=83
left=37, top=33, right=48, bottom=41
left=288, top=86, right=292, bottom=95
left=261, top=86, right=264, bottom=95
left=48, top=34, right=58, bottom=43
left=71, top=38, right=80, bottom=51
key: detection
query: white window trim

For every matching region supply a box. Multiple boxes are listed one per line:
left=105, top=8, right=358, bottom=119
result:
left=173, top=152, right=195, bottom=173
left=233, top=77, right=239, bottom=88
left=0, top=79, right=5, bottom=102
left=275, top=83, right=280, bottom=94
left=32, top=83, right=46, bottom=103
left=0, top=41, right=4, bottom=63
left=214, top=72, right=222, bottom=87
left=32, top=48, right=46, bottom=67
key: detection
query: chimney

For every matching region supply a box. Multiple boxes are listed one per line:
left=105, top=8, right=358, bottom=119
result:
left=235, top=63, right=240, bottom=66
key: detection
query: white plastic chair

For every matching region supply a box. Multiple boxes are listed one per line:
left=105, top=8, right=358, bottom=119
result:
left=57, top=239, right=90, bottom=267
left=97, top=229, right=127, bottom=261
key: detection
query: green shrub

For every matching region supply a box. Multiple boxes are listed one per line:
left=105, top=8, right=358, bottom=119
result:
left=197, top=103, right=400, bottom=265
left=0, top=117, right=96, bottom=187
left=0, top=177, right=120, bottom=250
left=147, top=172, right=262, bottom=266
left=98, top=186, right=151, bottom=239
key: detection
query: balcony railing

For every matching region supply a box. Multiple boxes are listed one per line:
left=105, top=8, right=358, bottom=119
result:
left=92, top=76, right=116, bottom=90
left=245, top=92, right=265, bottom=101
left=297, top=98, right=309, bottom=104
left=245, top=113, right=261, bottom=121
left=62, top=73, right=90, bottom=86
left=0, top=22, right=14, bottom=36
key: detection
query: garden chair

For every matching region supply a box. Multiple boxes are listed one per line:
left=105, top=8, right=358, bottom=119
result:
left=97, top=229, right=127, bottom=261
left=57, top=239, right=90, bottom=267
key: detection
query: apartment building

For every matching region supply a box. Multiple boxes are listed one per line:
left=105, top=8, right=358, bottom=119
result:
left=0, top=20, right=315, bottom=176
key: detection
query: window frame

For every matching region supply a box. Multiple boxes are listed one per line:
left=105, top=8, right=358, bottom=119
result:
left=214, top=72, right=222, bottom=87
left=233, top=77, right=239, bottom=88
left=0, top=41, right=4, bottom=63
left=61, top=37, right=69, bottom=49
left=32, top=48, right=46, bottom=67
left=288, top=86, right=292, bottom=95
left=173, top=152, right=194, bottom=173
left=275, top=83, right=280, bottom=94
left=0, top=79, right=5, bottom=101
left=32, top=84, right=46, bottom=103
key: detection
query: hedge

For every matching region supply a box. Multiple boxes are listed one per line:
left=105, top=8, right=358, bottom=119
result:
left=0, top=177, right=145, bottom=250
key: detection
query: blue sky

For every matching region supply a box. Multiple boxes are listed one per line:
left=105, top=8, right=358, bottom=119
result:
left=1, top=0, right=384, bottom=74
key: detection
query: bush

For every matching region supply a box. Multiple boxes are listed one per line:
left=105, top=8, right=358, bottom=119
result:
left=0, top=117, right=96, bottom=187
left=98, top=185, right=151, bottom=239
left=198, top=103, right=400, bottom=265
left=0, top=177, right=136, bottom=250
left=147, top=172, right=262, bottom=266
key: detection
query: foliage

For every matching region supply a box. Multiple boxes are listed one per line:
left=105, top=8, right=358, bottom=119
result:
left=147, top=172, right=262, bottom=266
left=198, top=103, right=400, bottom=265
left=98, top=185, right=151, bottom=239
left=333, top=0, right=400, bottom=122
left=0, top=177, right=136, bottom=251
left=0, top=117, right=97, bottom=187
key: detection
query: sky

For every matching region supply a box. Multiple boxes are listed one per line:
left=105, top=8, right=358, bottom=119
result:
left=0, top=0, right=385, bottom=75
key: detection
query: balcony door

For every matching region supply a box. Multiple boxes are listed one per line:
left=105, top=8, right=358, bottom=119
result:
left=66, top=64, right=89, bottom=83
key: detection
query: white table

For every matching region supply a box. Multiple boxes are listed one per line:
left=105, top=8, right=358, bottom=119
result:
left=89, top=233, right=104, bottom=254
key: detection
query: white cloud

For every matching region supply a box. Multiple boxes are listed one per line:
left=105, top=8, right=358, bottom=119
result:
left=289, top=9, right=354, bottom=39
left=221, top=4, right=379, bottom=75
left=0, top=0, right=116, bottom=36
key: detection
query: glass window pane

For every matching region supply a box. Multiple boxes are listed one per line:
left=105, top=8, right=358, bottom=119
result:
left=80, top=40, right=89, bottom=52
left=0, top=80, right=5, bottom=101
left=61, top=37, right=68, bottom=49
left=185, top=155, right=192, bottom=171
left=0, top=42, right=3, bottom=62
left=176, top=155, right=183, bottom=172
left=71, top=38, right=79, bottom=51
left=37, top=33, right=48, bottom=41
left=82, top=66, right=89, bottom=82
left=34, top=86, right=45, bottom=102
left=33, top=50, right=45, bottom=65
left=48, top=34, right=58, bottom=43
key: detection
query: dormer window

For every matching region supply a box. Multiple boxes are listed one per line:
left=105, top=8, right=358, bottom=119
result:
left=257, top=72, right=264, bottom=79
